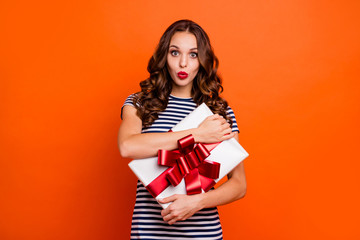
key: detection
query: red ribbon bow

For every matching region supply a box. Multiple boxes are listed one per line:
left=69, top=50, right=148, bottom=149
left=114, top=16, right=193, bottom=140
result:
left=146, top=134, right=221, bottom=198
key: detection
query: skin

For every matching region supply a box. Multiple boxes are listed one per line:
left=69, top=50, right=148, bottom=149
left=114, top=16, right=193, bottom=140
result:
left=118, top=31, right=247, bottom=225
left=166, top=31, right=200, bottom=98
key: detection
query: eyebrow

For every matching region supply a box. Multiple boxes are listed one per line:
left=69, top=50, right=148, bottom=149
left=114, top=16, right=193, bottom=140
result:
left=169, top=45, right=197, bottom=50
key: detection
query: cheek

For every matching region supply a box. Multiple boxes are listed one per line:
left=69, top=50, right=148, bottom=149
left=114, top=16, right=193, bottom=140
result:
left=192, top=59, right=200, bottom=69
left=192, top=63, right=200, bottom=74
left=166, top=58, right=175, bottom=72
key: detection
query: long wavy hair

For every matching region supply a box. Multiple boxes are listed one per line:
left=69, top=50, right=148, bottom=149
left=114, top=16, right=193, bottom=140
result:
left=133, top=19, right=232, bottom=128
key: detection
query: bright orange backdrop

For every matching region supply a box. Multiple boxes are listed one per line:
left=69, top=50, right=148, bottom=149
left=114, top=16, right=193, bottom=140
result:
left=1, top=0, right=359, bottom=239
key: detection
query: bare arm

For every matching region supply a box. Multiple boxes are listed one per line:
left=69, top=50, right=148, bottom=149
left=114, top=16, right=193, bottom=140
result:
left=118, top=105, right=235, bottom=159
left=198, top=133, right=247, bottom=207
left=159, top=132, right=247, bottom=225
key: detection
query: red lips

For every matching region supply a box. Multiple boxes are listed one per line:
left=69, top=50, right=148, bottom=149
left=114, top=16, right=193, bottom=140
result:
left=177, top=71, right=188, bottom=79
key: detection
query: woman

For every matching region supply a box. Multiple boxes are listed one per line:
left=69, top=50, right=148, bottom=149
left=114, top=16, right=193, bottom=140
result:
left=118, top=19, right=247, bottom=240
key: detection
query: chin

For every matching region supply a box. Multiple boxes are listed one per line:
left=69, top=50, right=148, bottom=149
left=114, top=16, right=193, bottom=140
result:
left=171, top=75, right=194, bottom=86
left=173, top=80, right=193, bottom=88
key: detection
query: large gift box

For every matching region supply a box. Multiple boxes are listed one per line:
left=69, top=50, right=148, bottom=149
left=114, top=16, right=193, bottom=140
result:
left=128, top=103, right=249, bottom=209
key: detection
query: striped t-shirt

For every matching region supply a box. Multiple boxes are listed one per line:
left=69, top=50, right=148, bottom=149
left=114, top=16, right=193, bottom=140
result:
left=122, top=94, right=239, bottom=240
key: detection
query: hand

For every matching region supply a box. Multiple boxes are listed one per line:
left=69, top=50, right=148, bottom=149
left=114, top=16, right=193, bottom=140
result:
left=158, top=194, right=204, bottom=225
left=194, top=114, right=235, bottom=143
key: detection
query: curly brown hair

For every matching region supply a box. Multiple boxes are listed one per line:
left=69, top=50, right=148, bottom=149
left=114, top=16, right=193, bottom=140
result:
left=132, top=19, right=232, bottom=128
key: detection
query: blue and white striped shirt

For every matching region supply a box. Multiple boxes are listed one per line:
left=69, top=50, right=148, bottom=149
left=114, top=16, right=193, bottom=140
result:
left=122, top=94, right=239, bottom=240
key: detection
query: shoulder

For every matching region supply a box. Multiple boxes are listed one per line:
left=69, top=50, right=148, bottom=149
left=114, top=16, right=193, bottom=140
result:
left=123, top=93, right=135, bottom=104
left=123, top=93, right=141, bottom=107
left=121, top=93, right=140, bottom=120
left=123, top=94, right=134, bottom=106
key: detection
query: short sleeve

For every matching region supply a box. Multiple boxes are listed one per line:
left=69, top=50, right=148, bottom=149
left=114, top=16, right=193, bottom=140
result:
left=226, top=106, right=240, bottom=133
left=121, top=94, right=136, bottom=120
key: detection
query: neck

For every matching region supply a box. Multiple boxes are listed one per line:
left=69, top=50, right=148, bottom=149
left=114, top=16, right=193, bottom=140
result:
left=171, top=85, right=192, bottom=98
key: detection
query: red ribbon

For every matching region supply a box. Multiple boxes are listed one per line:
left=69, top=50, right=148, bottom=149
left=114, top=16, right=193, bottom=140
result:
left=146, top=134, right=221, bottom=198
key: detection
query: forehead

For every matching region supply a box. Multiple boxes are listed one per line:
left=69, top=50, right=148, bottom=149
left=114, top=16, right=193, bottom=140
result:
left=169, top=31, right=197, bottom=49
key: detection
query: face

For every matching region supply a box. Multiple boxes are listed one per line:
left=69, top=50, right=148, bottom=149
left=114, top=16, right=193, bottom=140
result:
left=166, top=31, right=200, bottom=94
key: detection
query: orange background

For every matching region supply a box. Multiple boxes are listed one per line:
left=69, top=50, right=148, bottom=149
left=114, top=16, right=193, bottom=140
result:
left=1, top=0, right=360, bottom=239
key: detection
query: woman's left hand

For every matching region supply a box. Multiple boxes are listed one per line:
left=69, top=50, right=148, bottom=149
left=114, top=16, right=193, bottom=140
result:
left=159, top=194, right=204, bottom=225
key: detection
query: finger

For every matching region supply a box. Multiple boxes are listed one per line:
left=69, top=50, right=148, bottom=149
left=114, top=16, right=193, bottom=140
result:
left=183, top=212, right=193, bottom=221
left=168, top=218, right=178, bottom=225
left=158, top=194, right=178, bottom=204
left=161, top=208, right=169, bottom=217
left=220, top=122, right=231, bottom=131
left=163, top=213, right=174, bottom=222
left=212, top=114, right=220, bottom=119
left=166, top=214, right=181, bottom=225
left=207, top=114, right=217, bottom=120
left=160, top=200, right=175, bottom=217
left=164, top=211, right=181, bottom=224
left=217, top=117, right=226, bottom=124
left=218, top=124, right=232, bottom=135
left=221, top=132, right=235, bottom=141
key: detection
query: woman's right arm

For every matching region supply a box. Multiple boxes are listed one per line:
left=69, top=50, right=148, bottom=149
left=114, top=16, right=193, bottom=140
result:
left=118, top=105, right=235, bottom=159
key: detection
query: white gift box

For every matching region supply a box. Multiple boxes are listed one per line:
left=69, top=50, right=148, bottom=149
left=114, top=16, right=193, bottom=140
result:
left=128, top=103, right=249, bottom=209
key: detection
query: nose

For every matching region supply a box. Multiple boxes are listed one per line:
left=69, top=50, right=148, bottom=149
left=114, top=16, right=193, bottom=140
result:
left=179, top=54, right=187, bottom=68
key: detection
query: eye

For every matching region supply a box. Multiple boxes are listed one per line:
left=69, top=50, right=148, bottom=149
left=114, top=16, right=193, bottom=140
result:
left=190, top=52, right=198, bottom=58
left=170, top=50, right=179, bottom=56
